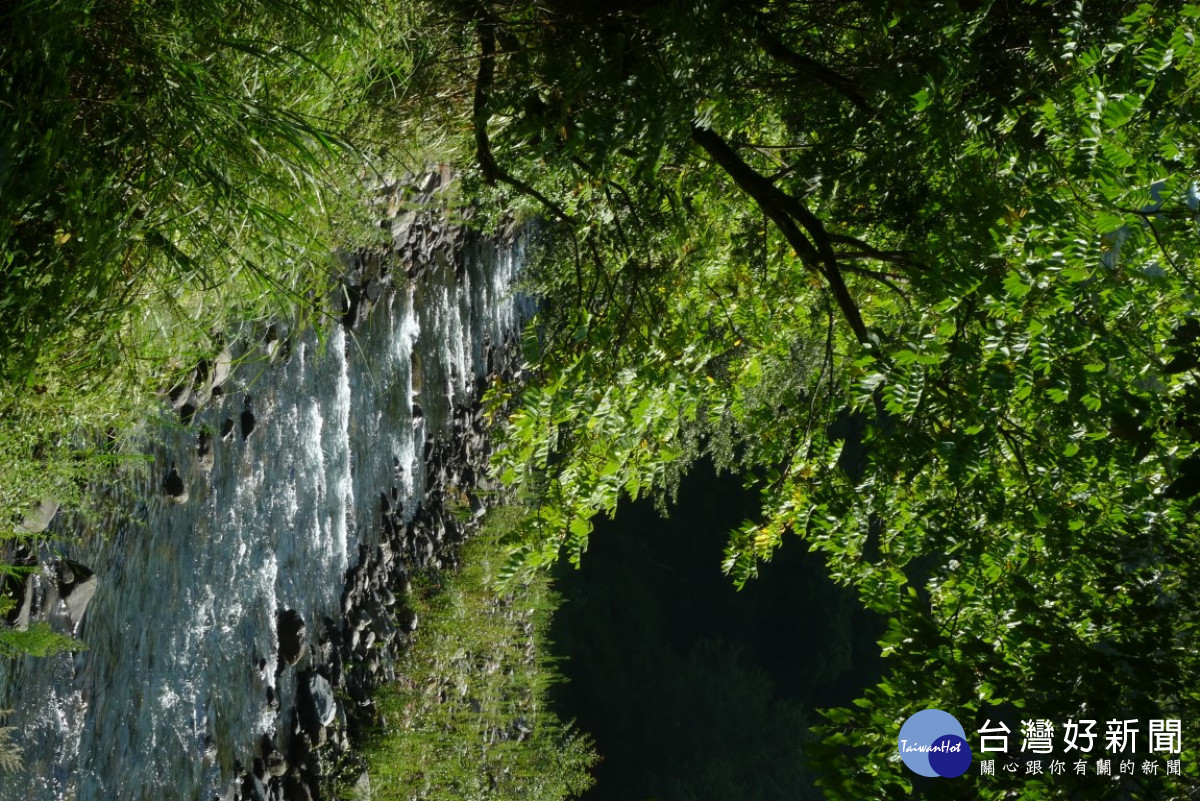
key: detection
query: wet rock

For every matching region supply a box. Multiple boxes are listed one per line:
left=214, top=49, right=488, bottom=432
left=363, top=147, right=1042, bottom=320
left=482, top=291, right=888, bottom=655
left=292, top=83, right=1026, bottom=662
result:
left=191, top=360, right=215, bottom=408
left=298, top=671, right=337, bottom=732
left=341, top=284, right=369, bottom=329
left=349, top=770, right=372, bottom=801
left=282, top=775, right=313, bottom=801
left=56, top=559, right=97, bottom=627
left=241, top=772, right=269, bottom=801
left=198, top=432, right=215, bottom=473
left=364, top=276, right=384, bottom=304
left=221, top=418, right=236, bottom=443
left=12, top=570, right=40, bottom=630
left=258, top=734, right=286, bottom=773
left=169, top=378, right=193, bottom=411
left=375, top=543, right=393, bottom=573
left=264, top=325, right=289, bottom=361
left=211, top=347, right=233, bottom=390
left=277, top=609, right=307, bottom=668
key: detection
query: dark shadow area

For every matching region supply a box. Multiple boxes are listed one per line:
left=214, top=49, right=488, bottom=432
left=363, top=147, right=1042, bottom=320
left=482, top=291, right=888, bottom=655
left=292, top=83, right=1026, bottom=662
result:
left=548, top=461, right=886, bottom=801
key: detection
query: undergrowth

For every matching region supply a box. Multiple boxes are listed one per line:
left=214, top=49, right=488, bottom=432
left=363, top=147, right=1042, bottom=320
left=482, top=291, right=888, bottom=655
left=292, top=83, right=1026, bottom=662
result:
left=353, top=508, right=597, bottom=801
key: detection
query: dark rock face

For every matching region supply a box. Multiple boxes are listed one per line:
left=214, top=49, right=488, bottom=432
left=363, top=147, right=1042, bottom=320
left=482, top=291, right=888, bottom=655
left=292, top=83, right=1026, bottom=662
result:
left=277, top=610, right=307, bottom=670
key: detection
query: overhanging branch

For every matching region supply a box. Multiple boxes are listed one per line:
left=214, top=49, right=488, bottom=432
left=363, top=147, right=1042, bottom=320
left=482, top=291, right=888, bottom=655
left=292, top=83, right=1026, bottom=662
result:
left=691, top=124, right=869, bottom=343
left=755, top=30, right=871, bottom=113
left=473, top=21, right=573, bottom=225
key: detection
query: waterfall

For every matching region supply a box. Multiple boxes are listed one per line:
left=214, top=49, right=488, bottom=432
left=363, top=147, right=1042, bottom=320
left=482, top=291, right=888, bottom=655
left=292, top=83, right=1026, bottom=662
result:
left=0, top=199, right=531, bottom=800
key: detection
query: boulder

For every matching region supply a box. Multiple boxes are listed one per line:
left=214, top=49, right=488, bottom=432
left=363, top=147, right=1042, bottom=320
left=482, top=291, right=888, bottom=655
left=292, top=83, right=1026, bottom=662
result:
left=264, top=750, right=288, bottom=778
left=211, top=347, right=233, bottom=391
left=14, top=500, right=59, bottom=535
left=13, top=571, right=39, bottom=630
left=197, top=432, right=215, bottom=473
left=168, top=378, right=193, bottom=411
left=297, top=672, right=337, bottom=733
left=350, top=770, right=372, bottom=801
left=282, top=775, right=313, bottom=801
left=398, top=608, right=418, bottom=633
left=55, top=559, right=97, bottom=627
left=241, top=772, right=269, bottom=801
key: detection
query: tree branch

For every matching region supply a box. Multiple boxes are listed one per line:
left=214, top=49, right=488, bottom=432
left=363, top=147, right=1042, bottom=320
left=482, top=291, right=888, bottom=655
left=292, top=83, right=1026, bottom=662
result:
left=691, top=124, right=869, bottom=343
left=829, top=233, right=920, bottom=269
left=839, top=263, right=911, bottom=304
left=473, top=21, right=573, bottom=225
left=755, top=30, right=871, bottom=113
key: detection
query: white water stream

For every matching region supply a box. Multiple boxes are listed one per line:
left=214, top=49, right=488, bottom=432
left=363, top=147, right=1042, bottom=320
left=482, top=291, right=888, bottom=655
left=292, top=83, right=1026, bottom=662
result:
left=0, top=229, right=529, bottom=800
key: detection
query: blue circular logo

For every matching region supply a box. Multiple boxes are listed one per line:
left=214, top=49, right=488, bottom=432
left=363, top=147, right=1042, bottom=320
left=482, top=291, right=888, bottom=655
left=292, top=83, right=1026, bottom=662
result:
left=898, top=709, right=972, bottom=778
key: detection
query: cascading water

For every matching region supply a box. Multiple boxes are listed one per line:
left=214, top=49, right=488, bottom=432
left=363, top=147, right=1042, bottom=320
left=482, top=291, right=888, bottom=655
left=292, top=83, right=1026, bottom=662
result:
left=0, top=184, right=532, bottom=800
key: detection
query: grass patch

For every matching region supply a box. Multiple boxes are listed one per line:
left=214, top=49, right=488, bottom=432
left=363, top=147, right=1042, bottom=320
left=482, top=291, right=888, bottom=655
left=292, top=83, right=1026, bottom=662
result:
left=357, top=509, right=597, bottom=801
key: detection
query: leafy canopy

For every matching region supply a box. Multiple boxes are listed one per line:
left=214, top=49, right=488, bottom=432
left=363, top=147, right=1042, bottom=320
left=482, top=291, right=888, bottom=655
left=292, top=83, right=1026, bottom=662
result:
left=416, top=0, right=1200, bottom=796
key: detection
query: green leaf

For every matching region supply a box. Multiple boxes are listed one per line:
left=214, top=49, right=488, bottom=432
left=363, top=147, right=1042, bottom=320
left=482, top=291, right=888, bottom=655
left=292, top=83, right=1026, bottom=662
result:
left=1003, top=271, right=1031, bottom=298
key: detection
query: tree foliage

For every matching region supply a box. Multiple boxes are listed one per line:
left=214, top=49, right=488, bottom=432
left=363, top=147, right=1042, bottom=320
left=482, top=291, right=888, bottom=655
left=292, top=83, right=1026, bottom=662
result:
left=429, top=0, right=1200, bottom=796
